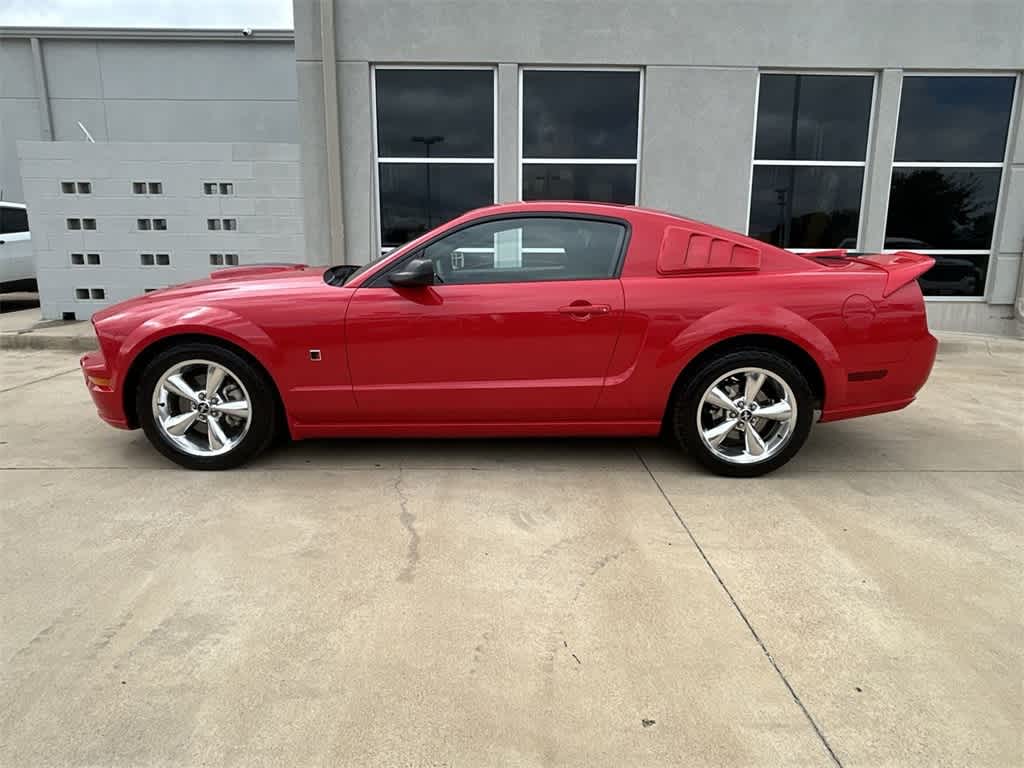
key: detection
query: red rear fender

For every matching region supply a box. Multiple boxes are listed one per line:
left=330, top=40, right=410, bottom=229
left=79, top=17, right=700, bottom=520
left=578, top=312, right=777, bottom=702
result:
left=659, top=304, right=846, bottom=409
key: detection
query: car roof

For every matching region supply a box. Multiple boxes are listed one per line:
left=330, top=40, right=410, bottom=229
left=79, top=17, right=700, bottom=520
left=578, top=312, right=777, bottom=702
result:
left=465, top=201, right=648, bottom=218
left=459, top=201, right=715, bottom=230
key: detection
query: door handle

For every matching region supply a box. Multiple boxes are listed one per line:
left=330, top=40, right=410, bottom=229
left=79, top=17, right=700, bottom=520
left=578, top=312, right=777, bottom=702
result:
left=558, top=303, right=611, bottom=317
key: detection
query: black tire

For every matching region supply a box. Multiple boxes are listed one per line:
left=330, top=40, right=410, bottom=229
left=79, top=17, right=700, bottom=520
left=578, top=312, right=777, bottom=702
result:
left=136, top=342, right=278, bottom=470
left=670, top=349, right=814, bottom=477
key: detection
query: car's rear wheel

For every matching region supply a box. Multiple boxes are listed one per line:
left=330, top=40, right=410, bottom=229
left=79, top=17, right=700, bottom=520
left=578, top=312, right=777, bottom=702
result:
left=137, top=343, right=277, bottom=470
left=671, top=349, right=814, bottom=477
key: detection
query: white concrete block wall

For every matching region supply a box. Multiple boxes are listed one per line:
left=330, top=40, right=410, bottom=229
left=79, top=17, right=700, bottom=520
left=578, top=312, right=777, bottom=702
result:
left=17, top=141, right=305, bottom=320
left=0, top=34, right=298, bottom=204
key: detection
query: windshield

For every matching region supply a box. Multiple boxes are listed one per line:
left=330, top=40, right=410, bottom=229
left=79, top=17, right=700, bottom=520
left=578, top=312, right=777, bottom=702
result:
left=342, top=259, right=380, bottom=285
left=323, top=247, right=412, bottom=287
left=322, top=262, right=380, bottom=286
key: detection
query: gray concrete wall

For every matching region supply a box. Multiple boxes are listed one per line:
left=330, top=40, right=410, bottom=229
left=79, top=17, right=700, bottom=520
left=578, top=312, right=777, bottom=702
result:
left=327, top=0, right=1023, bottom=69
left=18, top=141, right=304, bottom=320
left=639, top=67, right=757, bottom=232
left=0, top=38, right=43, bottom=203
left=294, top=0, right=1024, bottom=334
left=0, top=33, right=298, bottom=204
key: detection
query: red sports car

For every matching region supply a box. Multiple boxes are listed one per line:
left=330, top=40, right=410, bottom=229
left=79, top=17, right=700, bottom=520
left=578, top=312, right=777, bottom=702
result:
left=81, top=202, right=937, bottom=476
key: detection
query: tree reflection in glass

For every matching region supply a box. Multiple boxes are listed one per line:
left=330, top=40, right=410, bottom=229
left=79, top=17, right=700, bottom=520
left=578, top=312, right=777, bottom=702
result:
left=886, top=168, right=1000, bottom=251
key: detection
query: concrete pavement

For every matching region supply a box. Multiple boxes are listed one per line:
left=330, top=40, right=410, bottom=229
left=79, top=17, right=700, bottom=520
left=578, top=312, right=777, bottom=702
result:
left=0, top=343, right=1021, bottom=766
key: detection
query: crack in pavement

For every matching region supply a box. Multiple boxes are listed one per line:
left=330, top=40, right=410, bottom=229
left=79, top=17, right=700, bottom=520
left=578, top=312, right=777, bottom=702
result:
left=0, top=368, right=80, bottom=394
left=633, top=446, right=844, bottom=768
left=394, top=469, right=420, bottom=583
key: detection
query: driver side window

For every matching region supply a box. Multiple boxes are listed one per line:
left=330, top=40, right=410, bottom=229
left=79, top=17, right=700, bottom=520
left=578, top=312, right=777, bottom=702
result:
left=419, top=216, right=626, bottom=284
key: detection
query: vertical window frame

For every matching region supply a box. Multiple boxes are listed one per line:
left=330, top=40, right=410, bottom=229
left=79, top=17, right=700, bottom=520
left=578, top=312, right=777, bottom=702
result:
left=371, top=64, right=499, bottom=255
left=518, top=65, right=644, bottom=205
left=746, top=70, right=878, bottom=253
left=883, top=72, right=1020, bottom=302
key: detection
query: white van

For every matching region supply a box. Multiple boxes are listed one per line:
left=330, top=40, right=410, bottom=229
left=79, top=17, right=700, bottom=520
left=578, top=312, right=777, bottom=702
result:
left=0, top=202, right=35, bottom=289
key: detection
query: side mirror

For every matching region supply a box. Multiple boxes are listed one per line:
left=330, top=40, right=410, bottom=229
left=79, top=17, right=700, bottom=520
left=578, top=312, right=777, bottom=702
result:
left=387, top=258, right=435, bottom=288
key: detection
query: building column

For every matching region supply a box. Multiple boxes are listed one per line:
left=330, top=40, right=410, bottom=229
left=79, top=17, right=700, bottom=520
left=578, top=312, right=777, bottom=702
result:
left=296, top=61, right=331, bottom=266
left=859, top=68, right=901, bottom=253
left=319, top=0, right=345, bottom=264
left=497, top=63, right=519, bottom=203
left=338, top=61, right=374, bottom=263
left=295, top=0, right=331, bottom=266
left=991, top=76, right=1023, bottom=319
left=29, top=37, right=54, bottom=141
left=639, top=66, right=756, bottom=232
left=1016, top=259, right=1024, bottom=335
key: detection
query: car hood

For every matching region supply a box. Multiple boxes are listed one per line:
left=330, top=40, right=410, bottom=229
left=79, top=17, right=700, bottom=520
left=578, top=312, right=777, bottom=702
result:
left=92, top=264, right=327, bottom=324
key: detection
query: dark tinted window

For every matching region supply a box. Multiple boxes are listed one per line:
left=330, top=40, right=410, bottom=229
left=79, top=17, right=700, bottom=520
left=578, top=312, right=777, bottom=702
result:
left=886, top=168, right=1001, bottom=251
left=748, top=166, right=864, bottom=248
left=416, top=217, right=626, bottom=284
left=755, top=74, right=874, bottom=161
left=379, top=163, right=493, bottom=247
left=522, top=164, right=636, bottom=204
left=916, top=254, right=988, bottom=297
left=895, top=76, right=1015, bottom=162
left=0, top=206, right=29, bottom=234
left=375, top=69, right=493, bottom=158
left=522, top=71, right=640, bottom=159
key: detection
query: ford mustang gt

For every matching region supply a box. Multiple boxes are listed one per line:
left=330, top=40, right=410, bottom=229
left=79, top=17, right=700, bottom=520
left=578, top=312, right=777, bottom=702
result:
left=81, top=202, right=937, bottom=476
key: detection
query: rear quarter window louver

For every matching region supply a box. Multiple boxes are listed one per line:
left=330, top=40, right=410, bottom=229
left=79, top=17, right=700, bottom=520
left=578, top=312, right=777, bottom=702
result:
left=657, top=226, right=761, bottom=275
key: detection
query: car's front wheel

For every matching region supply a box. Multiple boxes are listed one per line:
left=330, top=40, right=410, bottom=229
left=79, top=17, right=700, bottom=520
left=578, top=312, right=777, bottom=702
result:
left=671, top=349, right=814, bottom=477
left=137, top=342, right=277, bottom=470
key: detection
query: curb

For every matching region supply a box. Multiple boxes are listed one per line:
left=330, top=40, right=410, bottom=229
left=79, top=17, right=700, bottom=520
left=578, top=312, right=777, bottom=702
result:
left=935, top=332, right=1023, bottom=357
left=0, top=331, right=96, bottom=352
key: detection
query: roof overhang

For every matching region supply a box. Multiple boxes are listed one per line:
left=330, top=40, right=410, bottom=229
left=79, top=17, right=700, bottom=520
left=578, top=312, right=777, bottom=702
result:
left=0, top=26, right=294, bottom=42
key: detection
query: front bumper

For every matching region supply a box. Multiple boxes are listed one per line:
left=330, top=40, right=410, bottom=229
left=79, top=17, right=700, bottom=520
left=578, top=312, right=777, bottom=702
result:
left=80, top=349, right=131, bottom=429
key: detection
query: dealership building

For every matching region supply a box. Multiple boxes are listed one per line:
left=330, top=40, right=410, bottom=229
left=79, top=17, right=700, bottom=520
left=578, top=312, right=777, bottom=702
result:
left=1, top=0, right=1022, bottom=334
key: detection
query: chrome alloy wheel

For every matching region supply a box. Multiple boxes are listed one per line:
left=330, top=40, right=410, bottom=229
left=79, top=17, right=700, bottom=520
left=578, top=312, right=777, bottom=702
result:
left=696, top=367, right=798, bottom=465
left=151, top=359, right=252, bottom=457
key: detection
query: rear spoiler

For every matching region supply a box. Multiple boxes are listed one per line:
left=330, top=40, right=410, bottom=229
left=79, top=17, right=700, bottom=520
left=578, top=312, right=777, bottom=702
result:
left=805, top=249, right=935, bottom=297
left=855, top=251, right=935, bottom=297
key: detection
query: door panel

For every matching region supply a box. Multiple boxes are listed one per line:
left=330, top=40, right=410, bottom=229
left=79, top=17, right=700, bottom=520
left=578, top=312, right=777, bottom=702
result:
left=344, top=280, right=624, bottom=422
left=0, top=239, right=33, bottom=284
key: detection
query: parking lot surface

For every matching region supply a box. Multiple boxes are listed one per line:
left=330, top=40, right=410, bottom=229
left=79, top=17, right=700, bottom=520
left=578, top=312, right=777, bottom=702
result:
left=1, top=343, right=1021, bottom=767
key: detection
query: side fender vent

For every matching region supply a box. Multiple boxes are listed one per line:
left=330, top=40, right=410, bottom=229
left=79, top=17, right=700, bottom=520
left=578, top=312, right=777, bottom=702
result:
left=657, top=226, right=761, bottom=275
